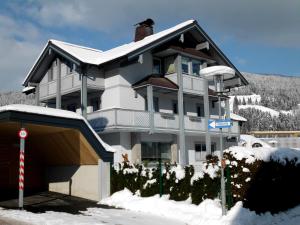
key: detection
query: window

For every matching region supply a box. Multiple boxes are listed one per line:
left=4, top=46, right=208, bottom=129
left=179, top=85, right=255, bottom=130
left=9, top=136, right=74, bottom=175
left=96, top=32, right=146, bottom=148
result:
left=181, top=57, right=202, bottom=76
left=153, top=97, right=159, bottom=112
left=196, top=103, right=204, bottom=117
left=66, top=61, right=73, bottom=74
left=195, top=143, right=206, bottom=161
left=212, top=101, right=216, bottom=108
left=48, top=65, right=54, bottom=82
left=181, top=57, right=189, bottom=74
left=192, top=59, right=201, bottom=76
left=172, top=101, right=178, bottom=114
left=153, top=58, right=161, bottom=74
left=91, top=97, right=100, bottom=111
left=141, top=142, right=171, bottom=163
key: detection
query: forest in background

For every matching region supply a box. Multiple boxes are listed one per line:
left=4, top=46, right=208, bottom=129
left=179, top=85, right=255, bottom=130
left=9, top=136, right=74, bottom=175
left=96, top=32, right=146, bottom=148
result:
left=230, top=72, right=300, bottom=133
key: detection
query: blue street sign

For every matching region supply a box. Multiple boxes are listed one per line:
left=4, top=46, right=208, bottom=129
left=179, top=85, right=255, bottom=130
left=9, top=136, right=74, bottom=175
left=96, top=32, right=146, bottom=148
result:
left=208, top=119, right=232, bottom=129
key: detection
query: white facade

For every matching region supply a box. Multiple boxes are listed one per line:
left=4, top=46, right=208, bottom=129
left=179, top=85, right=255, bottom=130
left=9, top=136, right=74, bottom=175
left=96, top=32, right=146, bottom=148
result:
left=23, top=20, right=247, bottom=166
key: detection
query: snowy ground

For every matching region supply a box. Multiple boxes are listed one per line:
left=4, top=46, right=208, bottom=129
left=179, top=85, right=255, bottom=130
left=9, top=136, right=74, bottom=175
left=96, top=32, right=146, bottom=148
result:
left=100, top=189, right=300, bottom=225
left=0, top=206, right=185, bottom=225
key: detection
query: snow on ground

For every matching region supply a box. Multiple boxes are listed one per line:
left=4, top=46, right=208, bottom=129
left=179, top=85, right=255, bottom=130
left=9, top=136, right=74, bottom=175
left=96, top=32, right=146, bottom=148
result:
left=0, top=206, right=185, bottom=225
left=100, top=189, right=300, bottom=225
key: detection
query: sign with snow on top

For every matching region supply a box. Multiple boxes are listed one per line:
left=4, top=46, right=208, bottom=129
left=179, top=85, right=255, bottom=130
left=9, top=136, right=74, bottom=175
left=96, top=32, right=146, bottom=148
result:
left=208, top=119, right=232, bottom=129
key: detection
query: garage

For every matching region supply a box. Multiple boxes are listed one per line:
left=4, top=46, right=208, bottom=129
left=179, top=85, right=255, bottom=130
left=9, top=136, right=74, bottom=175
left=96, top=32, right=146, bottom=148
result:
left=0, top=105, right=113, bottom=206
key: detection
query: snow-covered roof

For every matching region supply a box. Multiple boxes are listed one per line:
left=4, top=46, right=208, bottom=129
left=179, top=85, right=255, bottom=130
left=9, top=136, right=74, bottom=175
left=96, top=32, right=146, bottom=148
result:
left=230, top=113, right=247, bottom=122
left=93, top=20, right=195, bottom=65
left=49, top=39, right=103, bottom=64
left=0, top=104, right=115, bottom=153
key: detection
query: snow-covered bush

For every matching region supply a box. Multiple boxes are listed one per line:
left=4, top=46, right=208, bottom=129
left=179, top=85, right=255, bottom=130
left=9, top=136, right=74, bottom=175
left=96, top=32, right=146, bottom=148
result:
left=111, top=156, right=221, bottom=204
left=111, top=147, right=300, bottom=213
left=224, top=146, right=300, bottom=213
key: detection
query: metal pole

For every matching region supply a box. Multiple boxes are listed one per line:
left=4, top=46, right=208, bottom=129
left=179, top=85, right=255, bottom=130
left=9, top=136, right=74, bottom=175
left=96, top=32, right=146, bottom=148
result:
left=218, top=95, right=226, bottom=215
left=159, top=158, right=163, bottom=197
left=18, top=134, right=26, bottom=209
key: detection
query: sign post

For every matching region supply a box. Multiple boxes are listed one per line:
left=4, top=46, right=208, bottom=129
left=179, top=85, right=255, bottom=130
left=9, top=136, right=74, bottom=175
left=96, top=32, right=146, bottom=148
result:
left=18, top=128, right=28, bottom=209
left=208, top=117, right=232, bottom=215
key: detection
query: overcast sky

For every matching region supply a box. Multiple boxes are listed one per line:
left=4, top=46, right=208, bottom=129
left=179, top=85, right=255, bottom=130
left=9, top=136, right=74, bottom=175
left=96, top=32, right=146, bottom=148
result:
left=0, top=0, right=299, bottom=91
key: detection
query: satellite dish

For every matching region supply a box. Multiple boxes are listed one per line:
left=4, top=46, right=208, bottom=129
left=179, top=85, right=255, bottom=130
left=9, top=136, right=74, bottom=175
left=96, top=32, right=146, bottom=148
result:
left=200, top=65, right=235, bottom=81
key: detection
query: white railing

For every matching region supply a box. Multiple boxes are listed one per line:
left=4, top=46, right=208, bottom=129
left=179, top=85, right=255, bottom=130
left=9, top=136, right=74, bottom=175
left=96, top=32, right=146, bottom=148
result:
left=39, top=73, right=104, bottom=100
left=87, top=108, right=239, bottom=135
left=165, top=73, right=206, bottom=95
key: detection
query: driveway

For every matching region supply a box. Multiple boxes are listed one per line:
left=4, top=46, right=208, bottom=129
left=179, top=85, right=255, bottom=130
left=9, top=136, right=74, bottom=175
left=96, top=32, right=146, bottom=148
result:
left=0, top=192, right=186, bottom=225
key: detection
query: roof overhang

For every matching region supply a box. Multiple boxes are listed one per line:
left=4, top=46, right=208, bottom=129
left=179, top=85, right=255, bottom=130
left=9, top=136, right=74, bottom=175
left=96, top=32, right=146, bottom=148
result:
left=23, top=41, right=83, bottom=87
left=0, top=109, right=113, bottom=162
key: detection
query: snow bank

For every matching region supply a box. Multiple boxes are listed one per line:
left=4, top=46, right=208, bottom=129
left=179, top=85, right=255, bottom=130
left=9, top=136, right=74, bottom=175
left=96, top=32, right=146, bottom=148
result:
left=100, top=189, right=300, bottom=225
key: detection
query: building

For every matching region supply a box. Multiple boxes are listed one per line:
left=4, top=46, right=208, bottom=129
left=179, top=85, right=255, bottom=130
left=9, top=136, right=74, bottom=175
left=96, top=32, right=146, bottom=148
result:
left=23, top=19, right=248, bottom=166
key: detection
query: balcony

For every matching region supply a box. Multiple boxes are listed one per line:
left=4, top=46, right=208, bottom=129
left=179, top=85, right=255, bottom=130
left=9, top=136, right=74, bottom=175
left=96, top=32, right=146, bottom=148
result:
left=165, top=73, right=206, bottom=96
left=87, top=108, right=240, bottom=135
left=39, top=73, right=104, bottom=101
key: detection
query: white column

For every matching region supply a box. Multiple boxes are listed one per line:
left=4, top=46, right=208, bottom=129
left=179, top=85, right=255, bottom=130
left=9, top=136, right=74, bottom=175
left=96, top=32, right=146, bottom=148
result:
left=204, top=79, right=212, bottom=154
left=81, top=72, right=88, bottom=118
left=56, top=58, right=62, bottom=109
left=98, top=159, right=111, bottom=200
left=147, top=85, right=154, bottom=134
left=176, top=54, right=187, bottom=165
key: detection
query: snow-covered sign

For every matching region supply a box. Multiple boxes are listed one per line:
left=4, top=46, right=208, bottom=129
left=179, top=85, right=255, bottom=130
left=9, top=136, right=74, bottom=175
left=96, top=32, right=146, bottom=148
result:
left=208, top=119, right=232, bottom=129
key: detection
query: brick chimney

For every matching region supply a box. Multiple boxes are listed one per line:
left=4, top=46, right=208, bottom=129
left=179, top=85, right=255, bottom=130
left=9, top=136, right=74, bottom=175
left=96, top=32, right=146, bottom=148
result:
left=134, top=18, right=154, bottom=42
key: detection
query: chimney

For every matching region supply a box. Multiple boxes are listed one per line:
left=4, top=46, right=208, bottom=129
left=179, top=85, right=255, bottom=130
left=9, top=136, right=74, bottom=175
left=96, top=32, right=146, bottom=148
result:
left=134, top=18, right=155, bottom=42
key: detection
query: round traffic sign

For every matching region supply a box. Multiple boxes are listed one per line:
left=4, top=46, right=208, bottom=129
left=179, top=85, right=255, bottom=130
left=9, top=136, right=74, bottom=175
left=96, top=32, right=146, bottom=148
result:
left=18, top=129, right=28, bottom=139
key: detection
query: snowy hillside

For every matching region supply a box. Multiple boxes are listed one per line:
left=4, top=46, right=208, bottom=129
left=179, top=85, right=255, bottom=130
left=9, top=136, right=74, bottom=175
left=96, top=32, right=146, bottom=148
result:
left=230, top=73, right=300, bottom=132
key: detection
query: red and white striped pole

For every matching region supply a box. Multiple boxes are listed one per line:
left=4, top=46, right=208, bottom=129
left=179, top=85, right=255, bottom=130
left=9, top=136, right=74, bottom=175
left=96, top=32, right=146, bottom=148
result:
left=18, top=128, right=28, bottom=209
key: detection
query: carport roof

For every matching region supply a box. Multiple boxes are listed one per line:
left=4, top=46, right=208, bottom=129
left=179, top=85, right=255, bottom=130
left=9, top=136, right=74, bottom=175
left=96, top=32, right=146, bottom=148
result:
left=0, top=104, right=114, bottom=162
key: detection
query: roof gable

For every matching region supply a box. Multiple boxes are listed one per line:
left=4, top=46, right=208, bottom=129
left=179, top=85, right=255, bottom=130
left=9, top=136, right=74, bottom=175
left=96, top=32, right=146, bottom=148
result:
left=23, top=19, right=248, bottom=87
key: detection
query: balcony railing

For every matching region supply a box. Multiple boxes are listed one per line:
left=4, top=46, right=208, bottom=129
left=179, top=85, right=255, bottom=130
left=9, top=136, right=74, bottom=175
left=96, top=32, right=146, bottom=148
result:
left=87, top=108, right=239, bottom=135
left=165, top=73, right=206, bottom=95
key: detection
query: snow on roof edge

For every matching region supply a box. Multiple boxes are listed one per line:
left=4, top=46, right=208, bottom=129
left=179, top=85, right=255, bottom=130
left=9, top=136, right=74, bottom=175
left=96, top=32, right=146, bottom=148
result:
left=0, top=104, right=115, bottom=153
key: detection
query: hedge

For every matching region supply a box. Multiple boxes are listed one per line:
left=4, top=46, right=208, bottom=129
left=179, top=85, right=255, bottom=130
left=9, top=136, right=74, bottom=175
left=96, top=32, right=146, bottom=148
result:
left=111, top=153, right=300, bottom=214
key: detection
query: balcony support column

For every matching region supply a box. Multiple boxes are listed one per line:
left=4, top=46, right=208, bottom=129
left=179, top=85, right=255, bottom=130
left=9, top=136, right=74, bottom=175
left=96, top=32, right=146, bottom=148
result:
left=177, top=54, right=187, bottom=165
left=81, top=69, right=88, bottom=118
left=147, top=85, right=154, bottom=134
left=204, top=79, right=212, bottom=154
left=56, top=58, right=62, bottom=109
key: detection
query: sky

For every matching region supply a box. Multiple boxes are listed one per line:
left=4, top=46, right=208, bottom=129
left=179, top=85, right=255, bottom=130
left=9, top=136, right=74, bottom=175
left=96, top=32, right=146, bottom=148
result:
left=0, top=0, right=299, bottom=91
